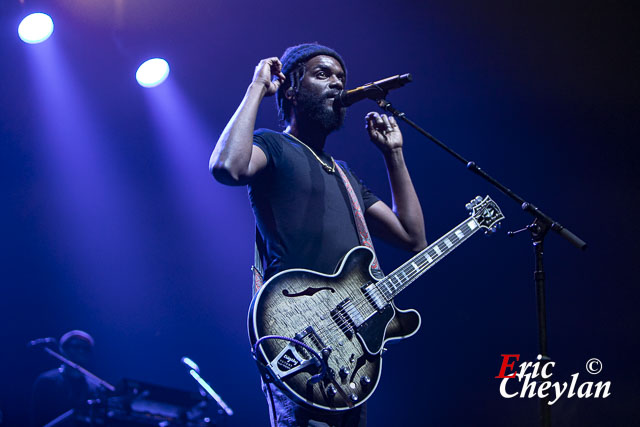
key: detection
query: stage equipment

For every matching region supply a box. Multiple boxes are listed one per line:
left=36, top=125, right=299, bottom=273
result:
left=18, top=12, right=54, bottom=44
left=136, top=58, right=170, bottom=88
left=32, top=341, right=221, bottom=425
left=103, top=378, right=220, bottom=426
left=333, top=74, right=412, bottom=108
left=31, top=341, right=114, bottom=426
left=181, top=357, right=234, bottom=417
left=31, top=340, right=116, bottom=392
left=41, top=379, right=221, bottom=426
left=28, top=336, right=57, bottom=347
left=370, top=86, right=587, bottom=427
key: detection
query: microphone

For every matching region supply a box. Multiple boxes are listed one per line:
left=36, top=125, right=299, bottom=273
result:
left=28, top=337, right=57, bottom=347
left=334, top=73, right=412, bottom=108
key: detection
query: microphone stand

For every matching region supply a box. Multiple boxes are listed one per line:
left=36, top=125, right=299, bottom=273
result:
left=182, top=357, right=234, bottom=418
left=187, top=369, right=234, bottom=417
left=43, top=409, right=75, bottom=427
left=42, top=347, right=116, bottom=392
left=371, top=94, right=587, bottom=427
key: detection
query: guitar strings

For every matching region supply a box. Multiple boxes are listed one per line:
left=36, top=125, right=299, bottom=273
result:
left=332, top=225, right=470, bottom=321
left=289, top=220, right=480, bottom=351
left=311, top=231, right=465, bottom=342
left=305, top=212, right=498, bottom=359
left=310, top=224, right=477, bottom=343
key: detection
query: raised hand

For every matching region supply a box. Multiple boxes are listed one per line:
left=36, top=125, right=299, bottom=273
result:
left=365, top=112, right=403, bottom=153
left=252, top=57, right=286, bottom=96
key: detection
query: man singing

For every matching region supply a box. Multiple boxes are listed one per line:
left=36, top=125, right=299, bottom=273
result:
left=210, top=43, right=426, bottom=426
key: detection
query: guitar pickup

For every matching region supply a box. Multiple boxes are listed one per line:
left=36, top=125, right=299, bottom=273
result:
left=362, top=282, right=387, bottom=311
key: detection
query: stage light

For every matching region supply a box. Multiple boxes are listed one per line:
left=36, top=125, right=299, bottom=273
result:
left=18, top=13, right=54, bottom=44
left=136, top=58, right=170, bottom=88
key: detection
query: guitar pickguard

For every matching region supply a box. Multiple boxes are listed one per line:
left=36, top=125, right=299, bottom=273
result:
left=356, top=304, right=395, bottom=355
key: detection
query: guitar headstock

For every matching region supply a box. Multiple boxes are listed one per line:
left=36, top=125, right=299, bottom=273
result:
left=466, top=195, right=505, bottom=234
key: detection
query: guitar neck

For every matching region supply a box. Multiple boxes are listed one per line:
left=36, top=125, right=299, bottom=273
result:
left=377, top=216, right=482, bottom=301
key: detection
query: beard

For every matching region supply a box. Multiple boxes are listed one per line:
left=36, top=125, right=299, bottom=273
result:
left=295, top=89, right=347, bottom=133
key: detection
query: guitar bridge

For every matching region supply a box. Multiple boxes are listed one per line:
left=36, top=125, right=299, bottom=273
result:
left=331, top=298, right=365, bottom=338
left=266, top=327, right=327, bottom=381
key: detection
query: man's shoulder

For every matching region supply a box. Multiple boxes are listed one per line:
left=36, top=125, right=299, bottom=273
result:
left=37, top=368, right=63, bottom=380
left=33, top=368, right=64, bottom=390
left=253, top=129, right=297, bottom=164
left=254, top=128, right=285, bottom=140
left=253, top=129, right=286, bottom=151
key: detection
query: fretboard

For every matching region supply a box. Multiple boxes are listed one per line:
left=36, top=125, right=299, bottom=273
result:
left=374, top=216, right=482, bottom=301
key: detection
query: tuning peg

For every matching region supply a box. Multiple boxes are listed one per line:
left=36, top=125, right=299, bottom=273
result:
left=475, top=196, right=483, bottom=204
left=466, top=197, right=478, bottom=210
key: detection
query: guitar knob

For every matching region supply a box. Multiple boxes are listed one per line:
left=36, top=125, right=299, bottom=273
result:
left=349, top=393, right=358, bottom=402
left=326, top=384, right=337, bottom=397
left=339, top=366, right=350, bottom=379
left=360, top=375, right=371, bottom=387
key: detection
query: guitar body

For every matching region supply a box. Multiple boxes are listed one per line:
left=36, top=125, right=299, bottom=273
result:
left=248, top=195, right=505, bottom=412
left=248, top=246, right=421, bottom=412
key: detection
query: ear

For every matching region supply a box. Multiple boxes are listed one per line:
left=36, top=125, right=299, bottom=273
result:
left=285, top=87, right=295, bottom=99
left=285, top=87, right=297, bottom=106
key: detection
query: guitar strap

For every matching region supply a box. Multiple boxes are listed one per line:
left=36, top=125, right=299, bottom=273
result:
left=252, top=162, right=383, bottom=295
left=334, top=162, right=384, bottom=279
left=252, top=226, right=265, bottom=296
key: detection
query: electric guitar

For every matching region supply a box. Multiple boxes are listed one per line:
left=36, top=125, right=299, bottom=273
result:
left=248, top=195, right=504, bottom=411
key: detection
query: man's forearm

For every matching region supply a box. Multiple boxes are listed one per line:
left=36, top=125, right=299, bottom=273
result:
left=384, top=148, right=427, bottom=250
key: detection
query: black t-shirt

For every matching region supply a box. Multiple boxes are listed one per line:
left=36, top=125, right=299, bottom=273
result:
left=250, top=129, right=379, bottom=280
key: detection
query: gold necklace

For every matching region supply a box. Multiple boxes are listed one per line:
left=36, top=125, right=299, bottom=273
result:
left=284, top=132, right=336, bottom=173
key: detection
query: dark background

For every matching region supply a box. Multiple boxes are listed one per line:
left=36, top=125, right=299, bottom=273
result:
left=1, top=0, right=638, bottom=426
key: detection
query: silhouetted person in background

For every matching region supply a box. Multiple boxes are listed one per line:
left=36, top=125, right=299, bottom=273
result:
left=30, top=330, right=99, bottom=426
